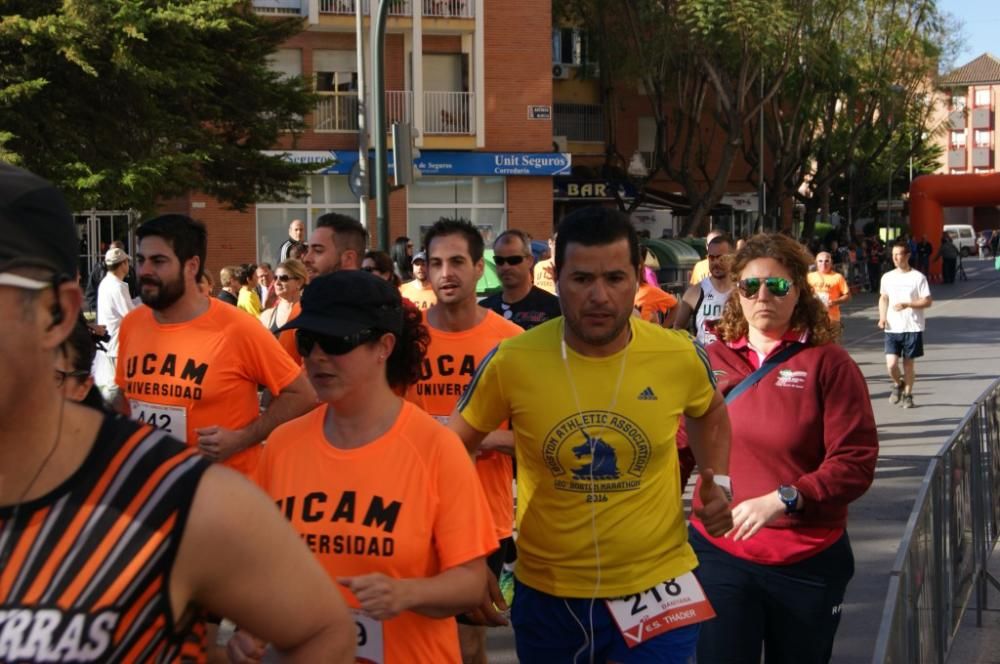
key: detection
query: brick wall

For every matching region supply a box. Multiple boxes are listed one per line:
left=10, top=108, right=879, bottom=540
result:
left=483, top=0, right=552, bottom=152
left=507, top=177, right=556, bottom=240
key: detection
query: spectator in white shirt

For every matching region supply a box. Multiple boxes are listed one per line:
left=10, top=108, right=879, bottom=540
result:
left=93, top=247, right=136, bottom=401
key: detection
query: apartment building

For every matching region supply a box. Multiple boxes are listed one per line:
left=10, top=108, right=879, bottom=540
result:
left=936, top=52, right=1000, bottom=229
left=164, top=0, right=558, bottom=274
left=550, top=28, right=760, bottom=239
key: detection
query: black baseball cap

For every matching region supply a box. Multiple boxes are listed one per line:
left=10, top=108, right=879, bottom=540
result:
left=0, top=163, right=78, bottom=276
left=280, top=270, right=404, bottom=337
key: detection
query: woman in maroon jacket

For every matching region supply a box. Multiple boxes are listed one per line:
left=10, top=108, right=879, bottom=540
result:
left=690, top=233, right=878, bottom=664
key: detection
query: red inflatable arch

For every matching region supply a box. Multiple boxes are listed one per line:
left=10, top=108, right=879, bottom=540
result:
left=909, top=173, right=1000, bottom=279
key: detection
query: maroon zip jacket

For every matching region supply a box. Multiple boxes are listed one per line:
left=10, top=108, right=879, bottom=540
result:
left=692, top=340, right=878, bottom=530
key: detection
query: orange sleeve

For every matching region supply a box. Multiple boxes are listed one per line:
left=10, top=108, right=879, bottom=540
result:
left=233, top=312, right=304, bottom=397
left=431, top=426, right=499, bottom=568
left=278, top=302, right=303, bottom=365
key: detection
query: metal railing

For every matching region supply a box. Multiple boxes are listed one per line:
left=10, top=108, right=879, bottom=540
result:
left=314, top=92, right=360, bottom=132
left=554, top=103, right=605, bottom=142
left=873, top=379, right=1000, bottom=663
left=385, top=90, right=413, bottom=125
left=313, top=91, right=412, bottom=132
left=318, top=0, right=412, bottom=16
left=422, top=0, right=474, bottom=18
left=424, top=91, right=474, bottom=134
left=252, top=0, right=306, bottom=15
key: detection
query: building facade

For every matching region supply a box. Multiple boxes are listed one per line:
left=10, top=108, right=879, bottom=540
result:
left=163, top=0, right=558, bottom=276
left=935, top=52, right=1000, bottom=229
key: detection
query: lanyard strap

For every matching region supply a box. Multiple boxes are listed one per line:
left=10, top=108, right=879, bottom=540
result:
left=724, top=343, right=805, bottom=404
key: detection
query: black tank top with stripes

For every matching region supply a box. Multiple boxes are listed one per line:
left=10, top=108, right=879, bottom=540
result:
left=0, top=415, right=211, bottom=662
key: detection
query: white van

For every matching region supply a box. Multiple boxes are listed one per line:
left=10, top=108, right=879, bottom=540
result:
left=943, top=224, right=977, bottom=257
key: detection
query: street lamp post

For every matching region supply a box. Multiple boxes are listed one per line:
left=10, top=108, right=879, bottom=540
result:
left=371, top=0, right=391, bottom=250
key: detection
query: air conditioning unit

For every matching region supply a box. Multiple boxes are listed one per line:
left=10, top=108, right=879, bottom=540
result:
left=552, top=64, right=572, bottom=80
left=553, top=136, right=569, bottom=152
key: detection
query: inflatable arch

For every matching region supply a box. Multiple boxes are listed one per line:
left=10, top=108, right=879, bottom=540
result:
left=910, top=173, right=1000, bottom=278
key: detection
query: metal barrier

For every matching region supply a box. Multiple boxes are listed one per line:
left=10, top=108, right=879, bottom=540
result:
left=873, top=379, right=1000, bottom=663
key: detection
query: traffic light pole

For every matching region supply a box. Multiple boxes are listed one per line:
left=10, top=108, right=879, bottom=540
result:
left=371, top=0, right=390, bottom=250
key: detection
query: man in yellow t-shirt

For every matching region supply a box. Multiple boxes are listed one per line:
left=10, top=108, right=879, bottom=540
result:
left=449, top=207, right=734, bottom=663
left=808, top=252, right=851, bottom=322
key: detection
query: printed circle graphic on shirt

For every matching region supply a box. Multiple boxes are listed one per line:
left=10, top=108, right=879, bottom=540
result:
left=542, top=410, right=651, bottom=492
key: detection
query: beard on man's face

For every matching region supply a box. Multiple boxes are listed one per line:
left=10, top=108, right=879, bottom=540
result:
left=140, top=271, right=186, bottom=310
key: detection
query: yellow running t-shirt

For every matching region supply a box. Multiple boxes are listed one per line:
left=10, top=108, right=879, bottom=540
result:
left=457, top=317, right=716, bottom=597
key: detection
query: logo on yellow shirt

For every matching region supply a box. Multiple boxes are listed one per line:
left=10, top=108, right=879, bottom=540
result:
left=543, top=410, right=651, bottom=493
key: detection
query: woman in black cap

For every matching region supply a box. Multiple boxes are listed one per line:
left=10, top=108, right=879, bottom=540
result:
left=231, top=270, right=498, bottom=664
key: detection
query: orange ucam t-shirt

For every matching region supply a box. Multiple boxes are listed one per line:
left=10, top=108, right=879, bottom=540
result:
left=807, top=271, right=850, bottom=321
left=405, top=310, right=522, bottom=540
left=115, top=298, right=303, bottom=476
left=255, top=401, right=497, bottom=664
left=399, top=280, right=437, bottom=311
left=634, top=283, right=678, bottom=325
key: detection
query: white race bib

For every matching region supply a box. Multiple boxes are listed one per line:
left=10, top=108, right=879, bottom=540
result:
left=129, top=400, right=187, bottom=441
left=432, top=415, right=450, bottom=425
left=605, top=572, right=715, bottom=648
left=818, top=292, right=830, bottom=306
left=353, top=611, right=384, bottom=664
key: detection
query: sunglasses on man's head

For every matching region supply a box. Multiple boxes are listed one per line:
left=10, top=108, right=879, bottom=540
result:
left=494, top=255, right=527, bottom=266
left=296, top=329, right=381, bottom=357
left=737, top=277, right=792, bottom=299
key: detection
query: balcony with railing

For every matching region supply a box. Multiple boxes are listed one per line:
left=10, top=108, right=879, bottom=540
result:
left=971, top=147, right=994, bottom=169
left=253, top=0, right=306, bottom=15
left=314, top=91, right=413, bottom=132
left=948, top=148, right=967, bottom=169
left=949, top=109, right=966, bottom=130
left=972, top=107, right=994, bottom=130
left=424, top=91, right=475, bottom=134
left=554, top=103, right=605, bottom=142
left=318, top=0, right=412, bottom=16
left=422, top=0, right=474, bottom=18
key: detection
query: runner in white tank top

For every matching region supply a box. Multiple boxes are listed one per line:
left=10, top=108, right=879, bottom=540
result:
left=673, top=235, right=735, bottom=345
left=695, top=276, right=731, bottom=345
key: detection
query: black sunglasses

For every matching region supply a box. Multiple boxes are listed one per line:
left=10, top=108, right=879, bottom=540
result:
left=275, top=274, right=298, bottom=282
left=296, top=329, right=381, bottom=357
left=55, top=368, right=90, bottom=387
left=494, top=255, right=528, bottom=266
left=737, top=277, right=792, bottom=299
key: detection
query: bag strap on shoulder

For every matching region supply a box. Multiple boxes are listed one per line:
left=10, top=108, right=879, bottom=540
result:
left=724, top=343, right=806, bottom=404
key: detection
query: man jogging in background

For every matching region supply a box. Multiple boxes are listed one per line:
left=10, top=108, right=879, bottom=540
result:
left=0, top=163, right=355, bottom=663
left=449, top=206, right=733, bottom=663
left=115, top=214, right=318, bottom=476
left=399, top=250, right=438, bottom=311
left=879, top=241, right=932, bottom=409
left=406, top=218, right=522, bottom=664
left=481, top=229, right=560, bottom=330
left=808, top=251, right=851, bottom=327
left=688, top=230, right=722, bottom=285
left=673, top=234, right=734, bottom=345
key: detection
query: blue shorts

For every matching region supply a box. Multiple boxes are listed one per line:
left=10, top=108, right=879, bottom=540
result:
left=510, top=578, right=700, bottom=663
left=884, top=331, right=924, bottom=359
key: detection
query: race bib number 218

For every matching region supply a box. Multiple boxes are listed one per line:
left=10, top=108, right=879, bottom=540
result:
left=605, top=572, right=715, bottom=648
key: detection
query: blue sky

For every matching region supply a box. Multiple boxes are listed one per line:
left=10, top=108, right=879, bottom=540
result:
left=938, top=0, right=1000, bottom=66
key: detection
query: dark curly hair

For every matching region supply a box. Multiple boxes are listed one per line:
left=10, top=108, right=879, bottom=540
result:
left=715, top=233, right=841, bottom=346
left=381, top=299, right=430, bottom=390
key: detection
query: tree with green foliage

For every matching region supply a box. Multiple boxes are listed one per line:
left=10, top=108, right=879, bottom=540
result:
left=740, top=0, right=954, bottom=239
left=0, top=0, right=316, bottom=212
left=555, top=0, right=806, bottom=236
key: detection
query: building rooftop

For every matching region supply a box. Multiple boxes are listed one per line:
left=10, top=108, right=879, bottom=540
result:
left=939, top=52, right=1000, bottom=86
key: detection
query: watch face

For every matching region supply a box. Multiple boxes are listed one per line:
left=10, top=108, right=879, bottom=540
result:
left=778, top=486, right=797, bottom=501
